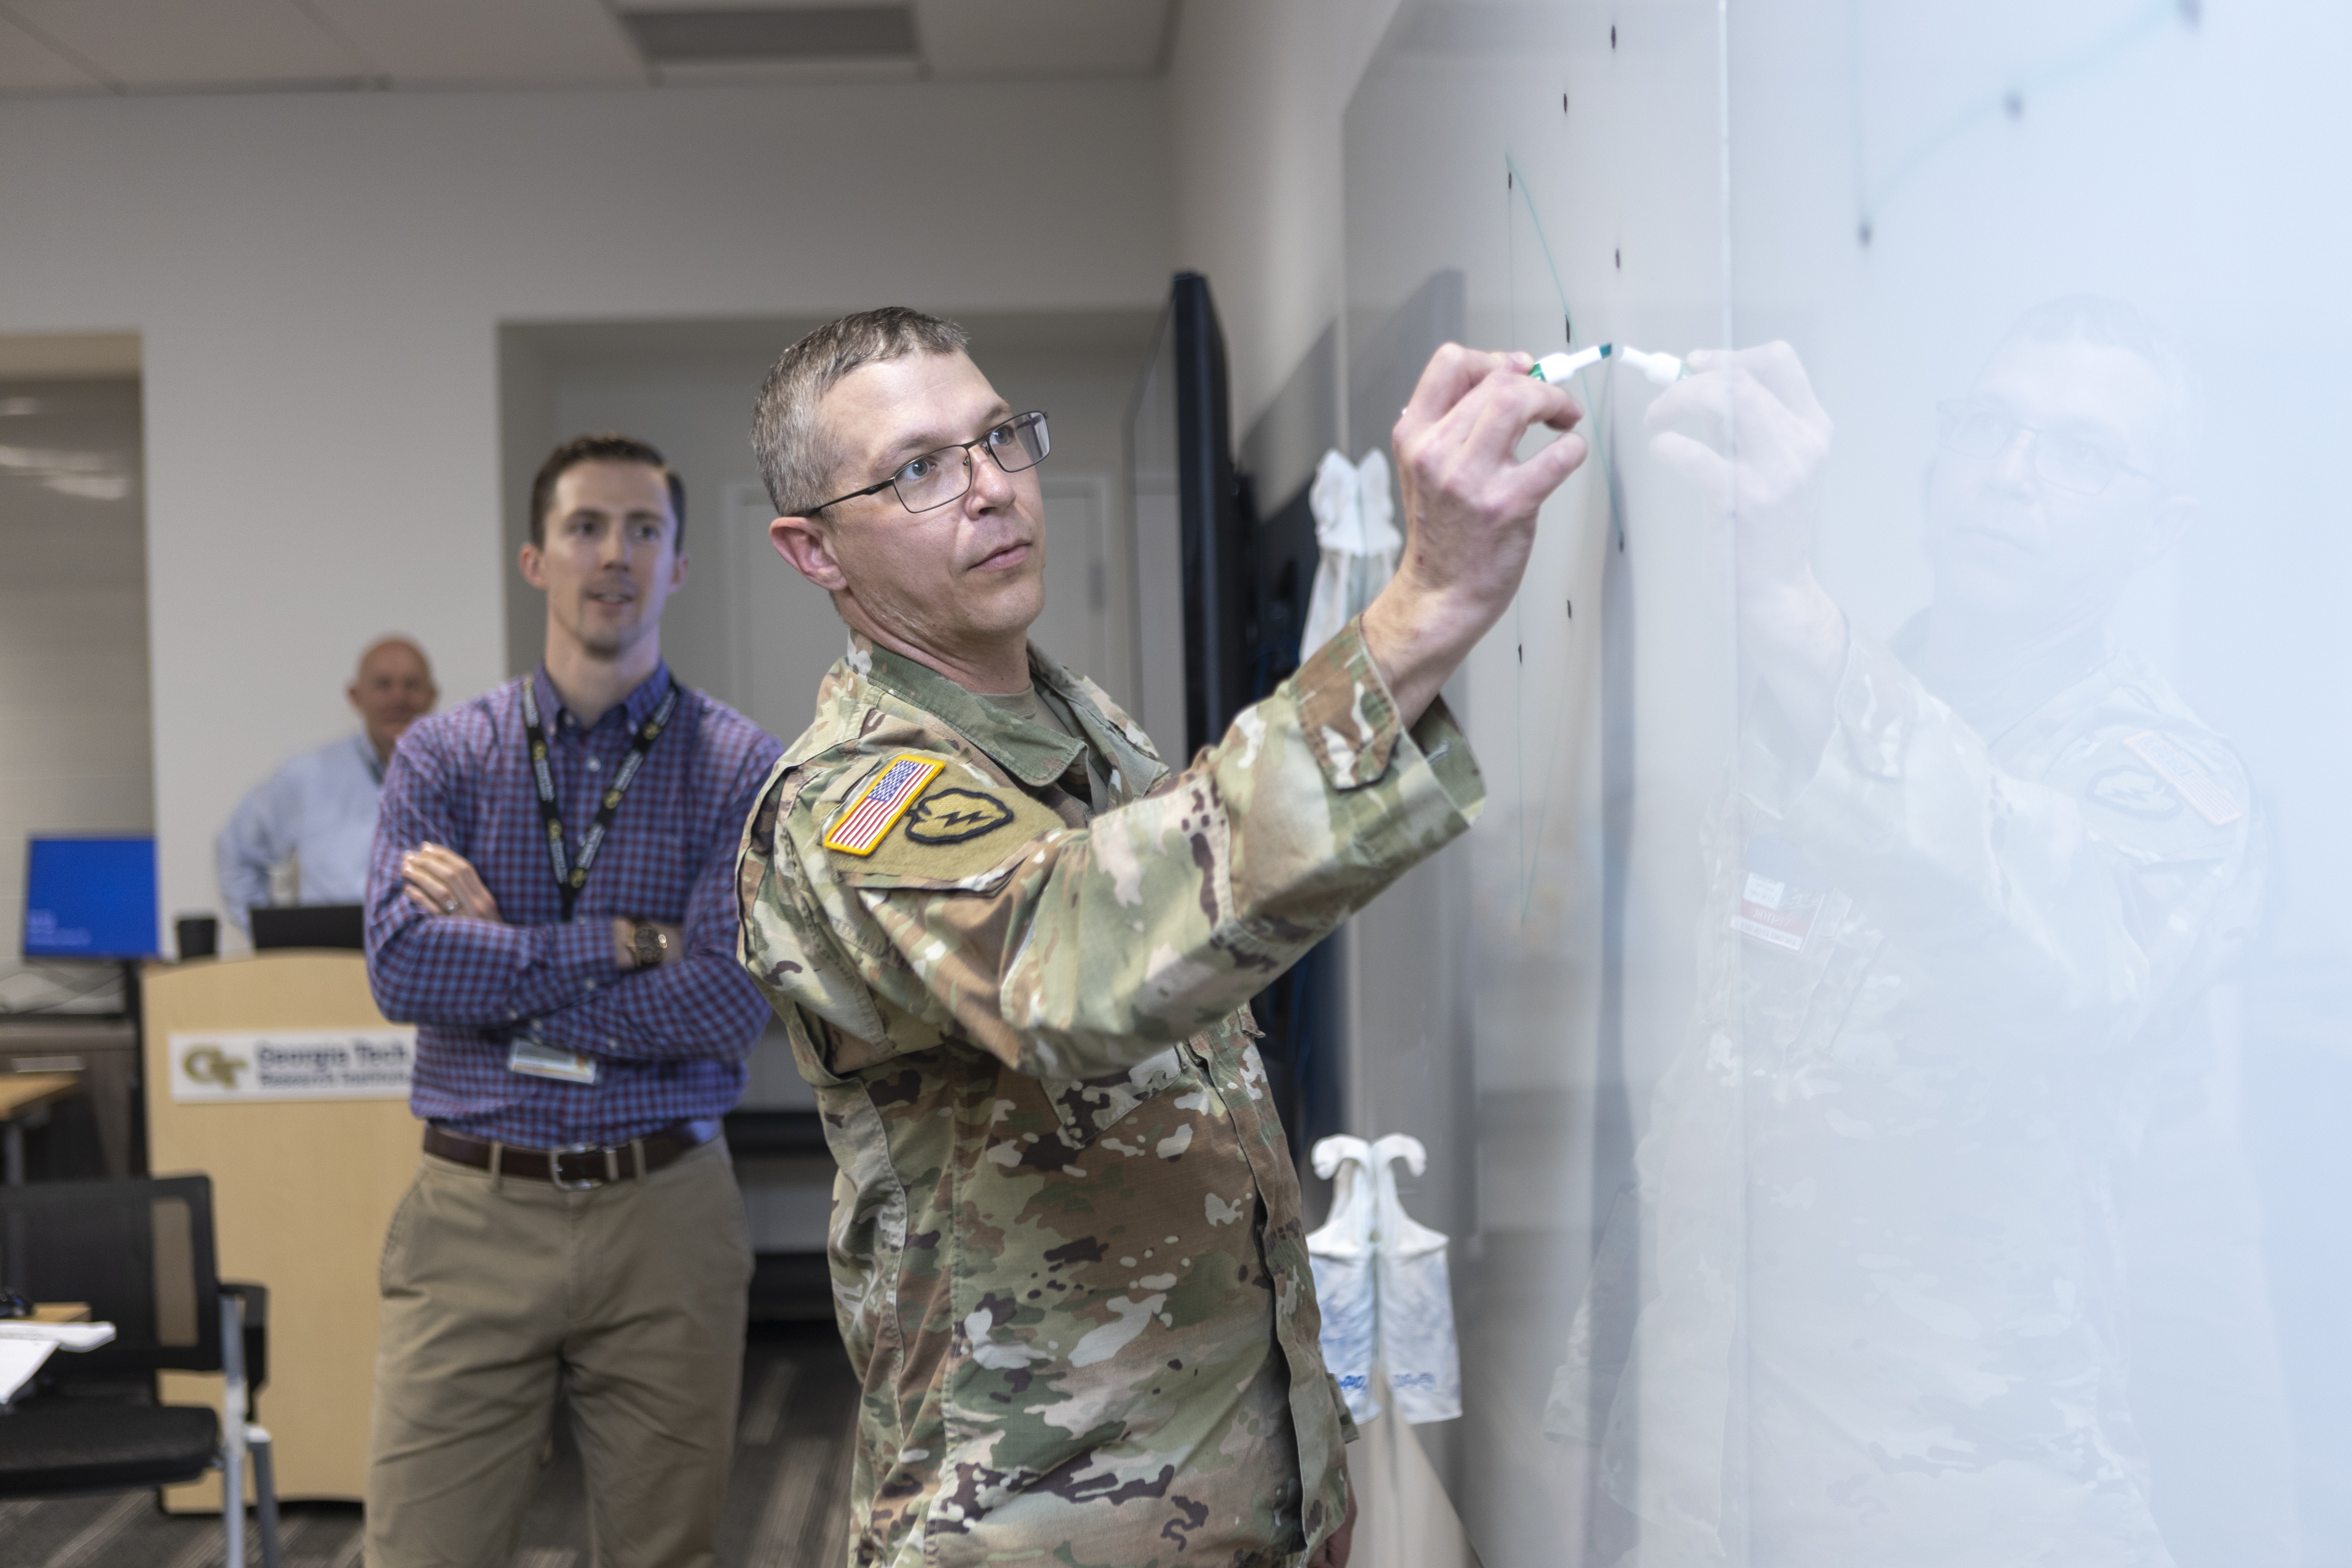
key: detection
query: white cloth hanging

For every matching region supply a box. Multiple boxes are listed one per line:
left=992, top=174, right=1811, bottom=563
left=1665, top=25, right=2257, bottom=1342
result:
left=1306, top=1133, right=1464, bottom=1426
left=1369, top=1135, right=1463, bottom=1424
left=1304, top=1135, right=1381, bottom=1422
left=1300, top=448, right=1402, bottom=662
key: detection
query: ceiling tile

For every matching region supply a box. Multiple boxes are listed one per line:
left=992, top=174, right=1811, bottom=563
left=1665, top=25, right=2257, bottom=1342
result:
left=0, top=10, right=103, bottom=90
left=306, top=0, right=644, bottom=85
left=915, top=0, right=1167, bottom=79
left=0, top=0, right=1175, bottom=96
left=5, top=0, right=366, bottom=88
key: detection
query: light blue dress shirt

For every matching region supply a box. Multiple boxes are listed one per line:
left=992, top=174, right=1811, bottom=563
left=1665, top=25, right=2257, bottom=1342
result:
left=215, top=733, right=386, bottom=931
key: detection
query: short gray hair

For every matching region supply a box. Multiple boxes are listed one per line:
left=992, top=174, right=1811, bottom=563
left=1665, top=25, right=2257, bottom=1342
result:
left=752, top=307, right=971, bottom=516
left=1999, top=294, right=2196, bottom=483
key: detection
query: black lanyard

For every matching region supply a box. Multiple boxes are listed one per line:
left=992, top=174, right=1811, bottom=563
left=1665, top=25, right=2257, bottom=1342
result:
left=519, top=677, right=681, bottom=922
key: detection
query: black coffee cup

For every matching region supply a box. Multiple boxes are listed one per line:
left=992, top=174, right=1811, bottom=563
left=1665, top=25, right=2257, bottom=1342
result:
left=175, top=915, right=219, bottom=961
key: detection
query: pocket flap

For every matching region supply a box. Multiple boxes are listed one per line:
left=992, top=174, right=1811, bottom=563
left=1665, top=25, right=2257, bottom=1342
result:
left=1041, top=1046, right=1188, bottom=1143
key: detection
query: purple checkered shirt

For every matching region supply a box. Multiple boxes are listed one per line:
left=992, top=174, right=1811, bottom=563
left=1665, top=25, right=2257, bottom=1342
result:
left=364, top=663, right=783, bottom=1147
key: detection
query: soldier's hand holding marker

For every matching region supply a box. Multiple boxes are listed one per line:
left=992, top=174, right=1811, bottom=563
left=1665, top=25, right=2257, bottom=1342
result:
left=1362, top=344, right=1589, bottom=727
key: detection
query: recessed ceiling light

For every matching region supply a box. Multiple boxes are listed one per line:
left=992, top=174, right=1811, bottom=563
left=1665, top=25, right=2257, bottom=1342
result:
left=620, top=7, right=918, bottom=65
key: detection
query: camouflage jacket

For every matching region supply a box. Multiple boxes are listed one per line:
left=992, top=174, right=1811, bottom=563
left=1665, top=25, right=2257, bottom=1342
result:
left=1548, top=622, right=2260, bottom=1566
left=734, top=617, right=1484, bottom=1568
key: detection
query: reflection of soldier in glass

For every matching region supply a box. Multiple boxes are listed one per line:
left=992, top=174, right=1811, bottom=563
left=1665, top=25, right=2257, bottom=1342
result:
left=1545, top=300, right=2265, bottom=1566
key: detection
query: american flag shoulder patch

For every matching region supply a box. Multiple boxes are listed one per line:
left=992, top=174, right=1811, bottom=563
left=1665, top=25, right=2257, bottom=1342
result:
left=823, top=754, right=947, bottom=856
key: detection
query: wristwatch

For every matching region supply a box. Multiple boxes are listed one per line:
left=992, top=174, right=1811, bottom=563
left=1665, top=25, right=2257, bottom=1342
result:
left=630, top=920, right=669, bottom=969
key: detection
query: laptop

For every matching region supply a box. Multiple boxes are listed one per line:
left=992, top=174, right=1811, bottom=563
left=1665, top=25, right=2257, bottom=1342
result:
left=250, top=903, right=366, bottom=952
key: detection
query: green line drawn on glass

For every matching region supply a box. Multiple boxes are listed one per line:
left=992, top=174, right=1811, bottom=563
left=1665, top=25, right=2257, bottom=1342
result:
left=1853, top=0, right=2190, bottom=244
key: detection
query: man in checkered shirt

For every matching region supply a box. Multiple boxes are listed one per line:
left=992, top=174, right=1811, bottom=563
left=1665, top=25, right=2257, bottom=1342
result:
left=361, top=433, right=783, bottom=1568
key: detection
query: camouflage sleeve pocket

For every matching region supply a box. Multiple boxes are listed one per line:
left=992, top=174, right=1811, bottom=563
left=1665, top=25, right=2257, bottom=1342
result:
left=1294, top=616, right=1402, bottom=791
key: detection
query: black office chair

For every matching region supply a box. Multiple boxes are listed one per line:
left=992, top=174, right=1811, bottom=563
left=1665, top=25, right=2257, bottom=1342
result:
left=0, top=1174, right=282, bottom=1568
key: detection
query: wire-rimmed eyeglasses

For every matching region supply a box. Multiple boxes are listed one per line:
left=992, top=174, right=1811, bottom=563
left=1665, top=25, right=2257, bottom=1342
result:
left=809, top=411, right=1051, bottom=516
left=1936, top=398, right=2165, bottom=496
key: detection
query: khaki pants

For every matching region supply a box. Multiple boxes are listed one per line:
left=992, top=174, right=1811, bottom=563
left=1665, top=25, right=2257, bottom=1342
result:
left=365, top=1137, right=753, bottom=1568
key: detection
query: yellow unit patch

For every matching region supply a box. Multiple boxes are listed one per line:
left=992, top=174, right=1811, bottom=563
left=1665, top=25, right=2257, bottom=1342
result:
left=822, top=754, right=947, bottom=856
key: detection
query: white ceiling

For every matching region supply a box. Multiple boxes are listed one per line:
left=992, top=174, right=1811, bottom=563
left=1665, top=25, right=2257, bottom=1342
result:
left=0, top=0, right=1176, bottom=95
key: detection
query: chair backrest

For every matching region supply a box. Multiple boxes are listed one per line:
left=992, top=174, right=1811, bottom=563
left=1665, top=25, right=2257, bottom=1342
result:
left=0, top=1173, right=223, bottom=1377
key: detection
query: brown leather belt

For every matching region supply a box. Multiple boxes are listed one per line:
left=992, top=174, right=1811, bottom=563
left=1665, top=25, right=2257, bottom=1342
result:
left=423, top=1121, right=712, bottom=1189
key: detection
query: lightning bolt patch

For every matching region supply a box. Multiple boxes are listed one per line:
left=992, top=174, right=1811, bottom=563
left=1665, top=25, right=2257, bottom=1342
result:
left=904, top=788, right=1017, bottom=845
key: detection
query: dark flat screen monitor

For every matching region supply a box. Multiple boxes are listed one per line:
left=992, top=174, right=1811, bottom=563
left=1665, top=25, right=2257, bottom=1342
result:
left=22, top=835, right=159, bottom=960
left=250, top=903, right=366, bottom=952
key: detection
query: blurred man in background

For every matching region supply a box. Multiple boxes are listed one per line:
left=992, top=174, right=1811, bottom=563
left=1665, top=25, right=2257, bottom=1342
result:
left=215, top=635, right=437, bottom=930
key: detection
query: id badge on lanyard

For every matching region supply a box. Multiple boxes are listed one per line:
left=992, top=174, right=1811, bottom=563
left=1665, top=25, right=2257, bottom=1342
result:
left=508, top=1036, right=600, bottom=1084
left=510, top=677, right=684, bottom=1087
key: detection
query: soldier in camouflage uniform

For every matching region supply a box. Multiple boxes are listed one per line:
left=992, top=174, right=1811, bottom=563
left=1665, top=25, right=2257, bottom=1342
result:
left=732, top=308, right=1587, bottom=1566
left=1546, top=302, right=2260, bottom=1566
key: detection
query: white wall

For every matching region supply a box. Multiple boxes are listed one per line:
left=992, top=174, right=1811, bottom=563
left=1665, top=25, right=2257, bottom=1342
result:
left=0, top=80, right=1171, bottom=940
left=1167, top=0, right=1403, bottom=438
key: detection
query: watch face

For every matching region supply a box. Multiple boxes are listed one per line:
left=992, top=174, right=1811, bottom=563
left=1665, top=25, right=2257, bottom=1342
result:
left=633, top=924, right=663, bottom=965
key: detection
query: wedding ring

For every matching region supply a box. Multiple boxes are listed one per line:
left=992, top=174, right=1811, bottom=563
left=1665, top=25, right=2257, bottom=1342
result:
left=443, top=899, right=456, bottom=914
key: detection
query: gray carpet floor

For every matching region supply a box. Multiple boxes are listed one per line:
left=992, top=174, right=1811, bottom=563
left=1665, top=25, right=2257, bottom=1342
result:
left=0, top=1323, right=858, bottom=1568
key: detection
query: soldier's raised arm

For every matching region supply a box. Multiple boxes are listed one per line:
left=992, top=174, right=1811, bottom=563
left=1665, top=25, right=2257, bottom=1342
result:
left=739, top=344, right=1585, bottom=1081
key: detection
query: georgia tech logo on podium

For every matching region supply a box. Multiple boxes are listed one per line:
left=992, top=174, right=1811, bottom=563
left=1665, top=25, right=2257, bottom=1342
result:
left=180, top=1043, right=248, bottom=1091
left=168, top=1029, right=416, bottom=1102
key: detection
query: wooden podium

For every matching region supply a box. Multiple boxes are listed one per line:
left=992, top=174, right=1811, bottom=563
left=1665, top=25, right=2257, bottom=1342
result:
left=141, top=952, right=421, bottom=1507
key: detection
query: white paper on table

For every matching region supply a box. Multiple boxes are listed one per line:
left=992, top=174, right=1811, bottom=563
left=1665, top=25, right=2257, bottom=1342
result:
left=0, top=1321, right=117, bottom=1351
left=0, top=1338, right=56, bottom=1402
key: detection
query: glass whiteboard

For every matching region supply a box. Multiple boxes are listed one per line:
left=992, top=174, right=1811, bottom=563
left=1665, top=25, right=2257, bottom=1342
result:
left=1340, top=3, right=2350, bottom=1563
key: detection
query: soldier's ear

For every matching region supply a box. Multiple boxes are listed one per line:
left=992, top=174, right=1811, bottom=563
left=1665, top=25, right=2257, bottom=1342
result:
left=771, top=513, right=847, bottom=592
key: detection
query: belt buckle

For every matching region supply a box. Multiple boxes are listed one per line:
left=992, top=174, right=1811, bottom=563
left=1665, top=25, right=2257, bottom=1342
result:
left=550, top=1142, right=618, bottom=1190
